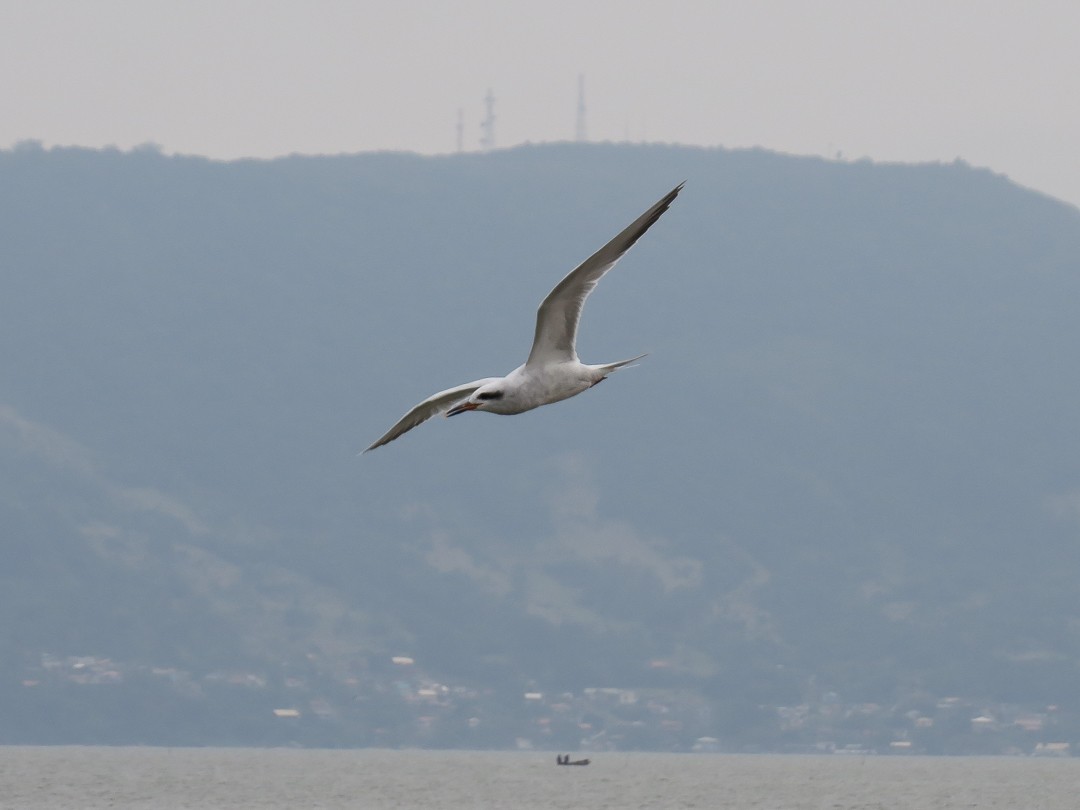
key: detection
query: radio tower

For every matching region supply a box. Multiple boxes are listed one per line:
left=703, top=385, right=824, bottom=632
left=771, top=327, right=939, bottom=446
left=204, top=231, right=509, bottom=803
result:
left=480, top=89, right=496, bottom=151
left=575, top=74, right=587, bottom=142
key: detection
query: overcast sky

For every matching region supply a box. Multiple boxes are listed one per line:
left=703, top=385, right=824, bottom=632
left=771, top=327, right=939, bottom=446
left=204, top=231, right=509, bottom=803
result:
left=4, top=1, right=1079, bottom=207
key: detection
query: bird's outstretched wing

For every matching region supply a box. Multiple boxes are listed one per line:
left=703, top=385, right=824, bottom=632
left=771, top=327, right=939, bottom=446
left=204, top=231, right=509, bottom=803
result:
left=364, top=378, right=501, bottom=452
left=526, top=182, right=684, bottom=367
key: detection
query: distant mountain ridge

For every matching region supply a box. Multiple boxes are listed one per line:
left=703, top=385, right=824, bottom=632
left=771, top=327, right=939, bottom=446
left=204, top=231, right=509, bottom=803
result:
left=3, top=141, right=1080, bottom=748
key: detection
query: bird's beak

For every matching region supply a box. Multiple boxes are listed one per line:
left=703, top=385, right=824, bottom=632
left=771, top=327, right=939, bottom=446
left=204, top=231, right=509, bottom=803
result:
left=446, top=401, right=479, bottom=417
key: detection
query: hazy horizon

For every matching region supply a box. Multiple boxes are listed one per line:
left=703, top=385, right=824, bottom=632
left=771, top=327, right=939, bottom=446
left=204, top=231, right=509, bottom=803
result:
left=4, top=1, right=1080, bottom=208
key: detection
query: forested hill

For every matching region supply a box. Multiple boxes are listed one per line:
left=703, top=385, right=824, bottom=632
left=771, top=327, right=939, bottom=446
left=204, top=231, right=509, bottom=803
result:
left=3, top=140, right=1080, bottom=748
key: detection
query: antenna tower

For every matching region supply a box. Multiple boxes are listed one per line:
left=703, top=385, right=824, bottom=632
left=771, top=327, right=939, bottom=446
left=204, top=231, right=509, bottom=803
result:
left=480, top=89, right=496, bottom=150
left=575, top=74, right=587, bottom=142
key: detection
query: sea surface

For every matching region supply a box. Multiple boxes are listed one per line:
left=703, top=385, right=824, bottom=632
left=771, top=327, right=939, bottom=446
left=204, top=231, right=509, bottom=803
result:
left=2, top=747, right=1080, bottom=809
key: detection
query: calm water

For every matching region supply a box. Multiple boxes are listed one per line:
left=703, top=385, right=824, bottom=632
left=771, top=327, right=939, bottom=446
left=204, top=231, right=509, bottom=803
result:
left=2, top=747, right=1080, bottom=809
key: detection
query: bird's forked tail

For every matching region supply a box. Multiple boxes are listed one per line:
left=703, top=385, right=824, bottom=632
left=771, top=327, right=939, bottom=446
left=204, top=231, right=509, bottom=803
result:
left=593, top=353, right=648, bottom=376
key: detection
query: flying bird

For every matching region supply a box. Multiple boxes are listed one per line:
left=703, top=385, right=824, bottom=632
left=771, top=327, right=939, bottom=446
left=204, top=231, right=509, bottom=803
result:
left=364, top=182, right=684, bottom=452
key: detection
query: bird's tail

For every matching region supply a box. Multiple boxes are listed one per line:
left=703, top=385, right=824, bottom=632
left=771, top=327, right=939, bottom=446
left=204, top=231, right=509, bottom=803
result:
left=594, top=353, right=648, bottom=375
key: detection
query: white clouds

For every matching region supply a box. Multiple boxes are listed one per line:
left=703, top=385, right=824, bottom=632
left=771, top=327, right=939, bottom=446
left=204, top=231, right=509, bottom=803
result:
left=0, top=404, right=97, bottom=477
left=111, top=486, right=210, bottom=536
left=543, top=453, right=703, bottom=593
left=424, top=529, right=512, bottom=597
left=412, top=451, right=702, bottom=629
left=0, top=402, right=208, bottom=536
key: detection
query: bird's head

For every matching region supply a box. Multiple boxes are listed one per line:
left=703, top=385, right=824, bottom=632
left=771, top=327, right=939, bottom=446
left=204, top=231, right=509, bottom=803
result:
left=446, top=384, right=504, bottom=416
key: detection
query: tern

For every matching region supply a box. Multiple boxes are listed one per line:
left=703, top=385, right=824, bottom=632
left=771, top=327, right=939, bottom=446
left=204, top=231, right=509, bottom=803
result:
left=364, top=182, right=684, bottom=452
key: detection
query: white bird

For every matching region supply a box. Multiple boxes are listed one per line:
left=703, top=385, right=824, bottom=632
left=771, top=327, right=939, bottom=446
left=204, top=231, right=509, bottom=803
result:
left=364, top=182, right=684, bottom=452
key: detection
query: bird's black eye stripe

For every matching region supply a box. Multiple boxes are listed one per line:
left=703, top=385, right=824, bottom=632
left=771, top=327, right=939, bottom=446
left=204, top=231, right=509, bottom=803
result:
left=477, top=391, right=503, bottom=401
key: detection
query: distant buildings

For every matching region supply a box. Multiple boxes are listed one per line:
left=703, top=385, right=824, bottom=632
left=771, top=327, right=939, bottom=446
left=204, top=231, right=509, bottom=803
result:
left=12, top=651, right=1080, bottom=754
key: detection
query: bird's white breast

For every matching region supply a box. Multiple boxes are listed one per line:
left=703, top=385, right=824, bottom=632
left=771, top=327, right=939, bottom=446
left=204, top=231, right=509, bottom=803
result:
left=491, top=362, right=597, bottom=414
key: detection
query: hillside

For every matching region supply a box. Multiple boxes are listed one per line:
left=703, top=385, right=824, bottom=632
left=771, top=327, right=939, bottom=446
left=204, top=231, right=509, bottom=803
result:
left=3, top=141, right=1080, bottom=750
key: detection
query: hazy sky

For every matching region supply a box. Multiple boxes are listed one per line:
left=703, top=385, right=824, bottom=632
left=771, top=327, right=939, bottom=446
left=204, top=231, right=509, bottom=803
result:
left=4, top=1, right=1080, bottom=206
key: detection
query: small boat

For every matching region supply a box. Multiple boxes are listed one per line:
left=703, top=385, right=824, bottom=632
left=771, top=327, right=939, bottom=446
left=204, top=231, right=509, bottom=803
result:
left=556, top=755, right=591, bottom=766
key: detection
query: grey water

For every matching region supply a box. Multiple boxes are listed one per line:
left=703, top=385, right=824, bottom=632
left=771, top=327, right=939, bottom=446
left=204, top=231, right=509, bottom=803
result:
left=2, top=747, right=1080, bottom=809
